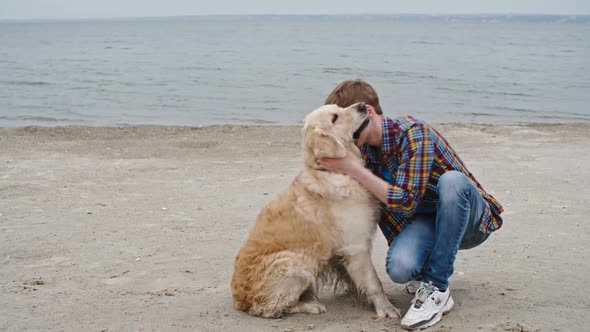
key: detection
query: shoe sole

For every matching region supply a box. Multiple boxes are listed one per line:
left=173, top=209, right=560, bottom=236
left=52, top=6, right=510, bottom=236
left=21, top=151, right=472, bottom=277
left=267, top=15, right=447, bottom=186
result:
left=401, top=296, right=454, bottom=331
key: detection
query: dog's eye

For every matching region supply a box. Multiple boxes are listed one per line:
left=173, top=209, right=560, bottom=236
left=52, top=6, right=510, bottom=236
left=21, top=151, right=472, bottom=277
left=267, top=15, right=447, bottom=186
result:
left=331, top=114, right=339, bottom=123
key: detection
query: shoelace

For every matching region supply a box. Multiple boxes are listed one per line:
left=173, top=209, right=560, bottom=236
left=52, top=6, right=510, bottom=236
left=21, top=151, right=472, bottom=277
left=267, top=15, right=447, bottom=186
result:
left=412, top=282, right=438, bottom=309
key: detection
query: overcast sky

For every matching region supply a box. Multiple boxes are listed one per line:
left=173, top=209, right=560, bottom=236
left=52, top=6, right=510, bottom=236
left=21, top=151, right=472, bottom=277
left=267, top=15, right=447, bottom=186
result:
left=1, top=0, right=589, bottom=20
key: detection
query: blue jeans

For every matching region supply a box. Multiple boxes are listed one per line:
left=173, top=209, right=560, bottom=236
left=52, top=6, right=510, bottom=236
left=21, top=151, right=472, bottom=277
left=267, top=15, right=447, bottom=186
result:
left=385, top=171, right=490, bottom=291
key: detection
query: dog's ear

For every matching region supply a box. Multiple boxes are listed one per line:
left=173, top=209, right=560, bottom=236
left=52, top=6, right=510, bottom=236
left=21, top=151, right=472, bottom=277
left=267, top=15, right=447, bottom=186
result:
left=308, top=127, right=347, bottom=158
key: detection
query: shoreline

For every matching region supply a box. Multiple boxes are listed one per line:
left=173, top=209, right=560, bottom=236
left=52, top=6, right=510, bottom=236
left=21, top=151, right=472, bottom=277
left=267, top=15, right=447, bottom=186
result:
left=2, top=121, right=590, bottom=129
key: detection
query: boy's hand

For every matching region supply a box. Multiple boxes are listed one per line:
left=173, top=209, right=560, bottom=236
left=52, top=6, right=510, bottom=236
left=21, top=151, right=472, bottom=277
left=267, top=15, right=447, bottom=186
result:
left=318, top=152, right=362, bottom=177
left=321, top=151, right=389, bottom=205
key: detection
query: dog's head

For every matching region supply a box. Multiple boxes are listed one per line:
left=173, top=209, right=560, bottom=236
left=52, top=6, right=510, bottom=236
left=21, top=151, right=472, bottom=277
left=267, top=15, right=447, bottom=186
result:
left=302, top=103, right=370, bottom=167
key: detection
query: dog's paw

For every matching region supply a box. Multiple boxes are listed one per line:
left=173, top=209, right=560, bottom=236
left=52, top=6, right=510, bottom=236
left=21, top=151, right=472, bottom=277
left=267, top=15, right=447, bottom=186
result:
left=308, top=302, right=327, bottom=315
left=288, top=301, right=327, bottom=315
left=375, top=303, right=402, bottom=319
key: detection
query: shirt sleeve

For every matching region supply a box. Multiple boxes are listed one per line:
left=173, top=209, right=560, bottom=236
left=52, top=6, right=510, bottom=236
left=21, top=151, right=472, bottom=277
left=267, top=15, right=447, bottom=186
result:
left=385, top=124, right=434, bottom=218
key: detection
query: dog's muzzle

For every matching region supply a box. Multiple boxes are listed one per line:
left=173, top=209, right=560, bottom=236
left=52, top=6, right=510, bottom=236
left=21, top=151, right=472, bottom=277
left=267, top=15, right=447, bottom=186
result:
left=357, top=102, right=368, bottom=114
left=353, top=117, right=370, bottom=140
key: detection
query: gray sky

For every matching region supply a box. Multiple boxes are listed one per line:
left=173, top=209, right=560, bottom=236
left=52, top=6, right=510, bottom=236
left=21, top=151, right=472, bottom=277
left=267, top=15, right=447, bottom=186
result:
left=1, top=0, right=589, bottom=20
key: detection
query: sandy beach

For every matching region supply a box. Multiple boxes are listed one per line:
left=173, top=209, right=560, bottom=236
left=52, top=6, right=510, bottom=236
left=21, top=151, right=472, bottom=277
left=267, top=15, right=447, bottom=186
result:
left=1, top=123, right=589, bottom=332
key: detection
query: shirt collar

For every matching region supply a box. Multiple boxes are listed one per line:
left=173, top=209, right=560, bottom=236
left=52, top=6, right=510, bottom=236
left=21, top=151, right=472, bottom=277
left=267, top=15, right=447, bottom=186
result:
left=380, top=116, right=398, bottom=155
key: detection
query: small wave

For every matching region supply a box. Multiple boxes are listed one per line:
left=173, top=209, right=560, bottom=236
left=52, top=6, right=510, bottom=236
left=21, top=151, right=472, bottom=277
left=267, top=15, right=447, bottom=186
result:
left=392, top=71, right=437, bottom=80
left=489, top=107, right=590, bottom=120
left=437, top=86, right=533, bottom=97
left=485, top=107, right=590, bottom=121
left=322, top=67, right=354, bottom=74
left=0, top=115, right=83, bottom=123
left=251, top=119, right=276, bottom=124
left=500, top=66, right=538, bottom=73
left=0, top=80, right=51, bottom=86
left=103, top=46, right=131, bottom=50
left=262, top=100, right=280, bottom=104
left=149, top=103, right=178, bottom=109
left=179, top=66, right=223, bottom=72
left=564, top=83, right=590, bottom=89
left=225, top=117, right=276, bottom=124
left=103, top=39, right=125, bottom=44
left=548, top=110, right=590, bottom=118
left=76, top=78, right=120, bottom=85
left=361, top=69, right=438, bottom=80
left=468, top=112, right=498, bottom=117
left=260, top=84, right=287, bottom=89
left=411, top=41, right=443, bottom=45
left=494, top=91, right=532, bottom=97
left=393, top=70, right=416, bottom=77
left=490, top=106, right=540, bottom=114
left=536, top=114, right=590, bottom=121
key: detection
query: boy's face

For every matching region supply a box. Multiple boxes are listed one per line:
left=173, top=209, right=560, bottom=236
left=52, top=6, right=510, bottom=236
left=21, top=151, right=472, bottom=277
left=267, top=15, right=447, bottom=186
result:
left=354, top=105, right=380, bottom=147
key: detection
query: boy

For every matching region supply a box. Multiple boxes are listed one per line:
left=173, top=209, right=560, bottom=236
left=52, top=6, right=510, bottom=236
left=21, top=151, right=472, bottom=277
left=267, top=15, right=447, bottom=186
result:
left=318, top=80, right=503, bottom=330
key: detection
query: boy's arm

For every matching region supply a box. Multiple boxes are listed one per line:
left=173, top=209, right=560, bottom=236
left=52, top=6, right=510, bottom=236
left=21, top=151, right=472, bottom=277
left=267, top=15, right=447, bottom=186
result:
left=385, top=124, right=434, bottom=217
left=347, top=166, right=389, bottom=203
left=316, top=152, right=389, bottom=203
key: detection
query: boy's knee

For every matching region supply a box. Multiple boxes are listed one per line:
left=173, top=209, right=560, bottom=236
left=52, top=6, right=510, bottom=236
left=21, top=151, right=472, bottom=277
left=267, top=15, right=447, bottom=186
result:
left=438, top=171, right=470, bottom=201
left=386, top=252, right=420, bottom=284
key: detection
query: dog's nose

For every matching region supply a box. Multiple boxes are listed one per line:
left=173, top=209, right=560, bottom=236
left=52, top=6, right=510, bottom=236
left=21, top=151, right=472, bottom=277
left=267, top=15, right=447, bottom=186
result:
left=357, top=102, right=367, bottom=113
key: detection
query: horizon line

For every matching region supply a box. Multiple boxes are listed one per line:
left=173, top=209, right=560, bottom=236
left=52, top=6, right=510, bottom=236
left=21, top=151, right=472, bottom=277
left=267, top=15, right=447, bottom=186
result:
left=1, top=12, right=589, bottom=23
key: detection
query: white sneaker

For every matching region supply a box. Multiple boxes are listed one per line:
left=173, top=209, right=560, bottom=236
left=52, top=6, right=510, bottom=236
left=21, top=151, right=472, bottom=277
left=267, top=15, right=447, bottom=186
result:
left=405, top=280, right=424, bottom=294
left=401, top=282, right=454, bottom=330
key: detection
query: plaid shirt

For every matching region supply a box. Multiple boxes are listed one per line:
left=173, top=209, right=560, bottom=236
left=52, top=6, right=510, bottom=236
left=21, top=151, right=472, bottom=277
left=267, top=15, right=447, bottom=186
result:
left=361, top=116, right=504, bottom=244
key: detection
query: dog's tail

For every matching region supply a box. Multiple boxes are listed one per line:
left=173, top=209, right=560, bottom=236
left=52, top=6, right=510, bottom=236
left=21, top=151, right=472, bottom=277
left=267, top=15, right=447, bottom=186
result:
left=231, top=252, right=253, bottom=312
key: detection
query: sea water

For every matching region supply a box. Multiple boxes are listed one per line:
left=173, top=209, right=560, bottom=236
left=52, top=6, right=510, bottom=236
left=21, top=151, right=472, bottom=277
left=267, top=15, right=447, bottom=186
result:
left=0, top=15, right=589, bottom=127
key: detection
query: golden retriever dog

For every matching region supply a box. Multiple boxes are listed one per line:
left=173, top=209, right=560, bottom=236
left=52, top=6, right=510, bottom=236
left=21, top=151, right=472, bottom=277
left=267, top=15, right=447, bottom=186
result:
left=231, top=103, right=400, bottom=319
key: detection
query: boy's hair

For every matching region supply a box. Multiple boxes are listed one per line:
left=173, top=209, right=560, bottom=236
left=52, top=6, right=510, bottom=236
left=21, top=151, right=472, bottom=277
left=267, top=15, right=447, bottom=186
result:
left=324, top=79, right=383, bottom=115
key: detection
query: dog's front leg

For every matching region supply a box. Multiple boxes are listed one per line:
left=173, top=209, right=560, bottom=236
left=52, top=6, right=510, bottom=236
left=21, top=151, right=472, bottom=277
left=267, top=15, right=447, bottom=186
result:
left=341, top=247, right=401, bottom=319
